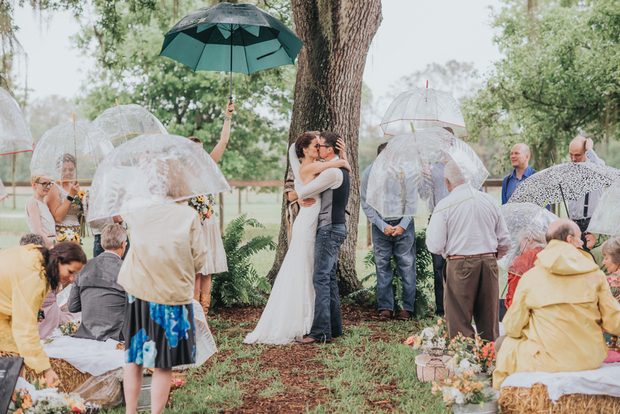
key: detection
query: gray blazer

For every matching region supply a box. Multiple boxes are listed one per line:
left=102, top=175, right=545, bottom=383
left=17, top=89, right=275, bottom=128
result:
left=68, top=251, right=125, bottom=341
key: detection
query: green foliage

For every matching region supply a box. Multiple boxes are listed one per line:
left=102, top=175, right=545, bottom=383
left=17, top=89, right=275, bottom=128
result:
left=347, top=229, right=434, bottom=318
left=464, top=0, right=620, bottom=168
left=74, top=0, right=295, bottom=181
left=211, top=214, right=275, bottom=308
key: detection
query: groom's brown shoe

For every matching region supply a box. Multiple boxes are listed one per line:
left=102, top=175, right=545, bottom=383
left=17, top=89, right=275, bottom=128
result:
left=379, top=310, right=391, bottom=321
left=295, top=337, right=319, bottom=345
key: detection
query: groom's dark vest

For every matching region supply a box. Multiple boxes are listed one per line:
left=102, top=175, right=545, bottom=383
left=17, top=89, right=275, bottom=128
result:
left=317, top=167, right=350, bottom=229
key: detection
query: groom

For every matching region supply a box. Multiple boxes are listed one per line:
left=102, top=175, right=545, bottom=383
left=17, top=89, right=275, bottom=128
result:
left=295, top=131, right=351, bottom=344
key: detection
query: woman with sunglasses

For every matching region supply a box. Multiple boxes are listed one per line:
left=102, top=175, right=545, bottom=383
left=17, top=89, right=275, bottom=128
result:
left=25, top=172, right=56, bottom=248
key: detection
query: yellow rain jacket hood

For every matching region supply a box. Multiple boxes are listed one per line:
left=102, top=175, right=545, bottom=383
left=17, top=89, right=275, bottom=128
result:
left=493, top=240, right=620, bottom=389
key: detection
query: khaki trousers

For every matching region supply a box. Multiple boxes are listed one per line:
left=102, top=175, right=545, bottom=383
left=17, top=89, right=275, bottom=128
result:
left=444, top=256, right=499, bottom=342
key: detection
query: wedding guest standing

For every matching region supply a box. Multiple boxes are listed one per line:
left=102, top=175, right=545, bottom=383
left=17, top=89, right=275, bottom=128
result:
left=0, top=242, right=86, bottom=383
left=569, top=136, right=605, bottom=251
left=361, top=142, right=417, bottom=321
left=25, top=172, right=56, bottom=248
left=46, top=153, right=81, bottom=236
left=118, top=174, right=207, bottom=414
left=426, top=161, right=511, bottom=342
left=68, top=224, right=127, bottom=341
left=501, top=143, right=536, bottom=204
left=189, top=100, right=234, bottom=314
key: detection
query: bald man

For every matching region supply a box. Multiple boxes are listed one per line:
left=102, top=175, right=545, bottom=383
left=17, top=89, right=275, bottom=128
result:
left=501, top=143, right=536, bottom=204
left=568, top=136, right=605, bottom=252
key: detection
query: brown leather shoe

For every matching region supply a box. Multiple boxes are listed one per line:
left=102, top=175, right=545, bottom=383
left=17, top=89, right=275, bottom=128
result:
left=379, top=310, right=391, bottom=320
left=295, top=337, right=319, bottom=345
left=397, top=310, right=410, bottom=321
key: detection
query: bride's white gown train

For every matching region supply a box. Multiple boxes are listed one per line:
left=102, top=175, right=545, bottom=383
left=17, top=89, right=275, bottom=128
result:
left=244, top=146, right=318, bottom=345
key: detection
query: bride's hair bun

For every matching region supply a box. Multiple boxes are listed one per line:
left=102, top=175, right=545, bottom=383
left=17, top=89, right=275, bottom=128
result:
left=295, top=132, right=318, bottom=159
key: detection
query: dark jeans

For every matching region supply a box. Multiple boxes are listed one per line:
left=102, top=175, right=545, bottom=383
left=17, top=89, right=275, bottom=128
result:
left=432, top=253, right=446, bottom=316
left=309, top=223, right=346, bottom=342
left=371, top=223, right=416, bottom=312
left=93, top=234, right=130, bottom=259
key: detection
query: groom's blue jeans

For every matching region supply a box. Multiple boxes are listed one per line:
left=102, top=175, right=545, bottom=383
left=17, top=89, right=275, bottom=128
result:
left=309, top=223, right=346, bottom=342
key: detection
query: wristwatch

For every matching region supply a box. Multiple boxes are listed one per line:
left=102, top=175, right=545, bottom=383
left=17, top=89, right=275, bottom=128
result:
left=66, top=196, right=74, bottom=202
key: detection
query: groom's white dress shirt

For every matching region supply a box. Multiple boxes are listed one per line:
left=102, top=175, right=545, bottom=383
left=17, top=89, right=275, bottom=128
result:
left=295, top=157, right=343, bottom=199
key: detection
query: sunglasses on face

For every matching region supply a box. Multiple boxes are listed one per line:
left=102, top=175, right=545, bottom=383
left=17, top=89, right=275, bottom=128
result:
left=36, top=181, right=54, bottom=188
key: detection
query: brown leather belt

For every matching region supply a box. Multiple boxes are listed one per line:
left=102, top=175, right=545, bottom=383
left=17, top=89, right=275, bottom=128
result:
left=448, top=253, right=496, bottom=260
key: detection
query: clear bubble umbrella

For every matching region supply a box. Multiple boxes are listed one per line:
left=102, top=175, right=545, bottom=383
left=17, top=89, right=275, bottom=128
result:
left=587, top=181, right=620, bottom=236
left=0, top=179, right=7, bottom=201
left=0, top=87, right=34, bottom=155
left=87, top=133, right=230, bottom=222
left=497, top=202, right=559, bottom=299
left=30, top=120, right=114, bottom=182
left=366, top=127, right=488, bottom=218
left=92, top=103, right=167, bottom=147
left=380, top=87, right=468, bottom=138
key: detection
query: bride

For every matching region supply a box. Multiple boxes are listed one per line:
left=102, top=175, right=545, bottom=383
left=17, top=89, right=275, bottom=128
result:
left=244, top=132, right=350, bottom=344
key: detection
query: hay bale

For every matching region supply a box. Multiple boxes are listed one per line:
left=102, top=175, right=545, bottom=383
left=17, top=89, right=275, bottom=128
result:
left=23, top=358, right=92, bottom=393
left=499, top=383, right=620, bottom=414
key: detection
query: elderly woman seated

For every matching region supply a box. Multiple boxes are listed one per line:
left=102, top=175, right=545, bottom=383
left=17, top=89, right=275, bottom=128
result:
left=493, top=220, right=620, bottom=389
left=68, top=224, right=127, bottom=341
left=602, top=237, right=620, bottom=304
left=505, top=227, right=547, bottom=309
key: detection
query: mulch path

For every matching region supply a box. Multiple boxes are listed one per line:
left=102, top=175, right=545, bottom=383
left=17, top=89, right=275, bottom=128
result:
left=204, top=303, right=410, bottom=413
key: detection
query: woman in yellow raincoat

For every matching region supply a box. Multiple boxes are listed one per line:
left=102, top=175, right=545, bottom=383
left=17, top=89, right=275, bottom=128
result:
left=493, top=237, right=620, bottom=389
left=0, top=242, right=87, bottom=383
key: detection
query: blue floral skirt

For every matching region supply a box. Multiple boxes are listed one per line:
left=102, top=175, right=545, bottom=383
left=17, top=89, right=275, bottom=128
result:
left=122, top=293, right=196, bottom=368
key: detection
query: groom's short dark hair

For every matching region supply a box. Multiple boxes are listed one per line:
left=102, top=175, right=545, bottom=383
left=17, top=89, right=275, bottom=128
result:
left=319, top=131, right=341, bottom=156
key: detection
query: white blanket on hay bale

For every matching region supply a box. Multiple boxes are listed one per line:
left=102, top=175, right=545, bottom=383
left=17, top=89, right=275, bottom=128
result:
left=500, top=362, right=620, bottom=401
left=41, top=299, right=216, bottom=376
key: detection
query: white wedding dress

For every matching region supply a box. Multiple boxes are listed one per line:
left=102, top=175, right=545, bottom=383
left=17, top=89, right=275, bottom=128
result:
left=244, top=145, right=318, bottom=344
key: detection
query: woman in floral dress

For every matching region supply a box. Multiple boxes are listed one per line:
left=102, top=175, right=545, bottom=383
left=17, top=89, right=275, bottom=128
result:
left=601, top=237, right=620, bottom=303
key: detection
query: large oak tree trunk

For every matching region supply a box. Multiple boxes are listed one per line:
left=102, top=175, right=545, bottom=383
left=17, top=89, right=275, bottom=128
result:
left=267, top=0, right=382, bottom=295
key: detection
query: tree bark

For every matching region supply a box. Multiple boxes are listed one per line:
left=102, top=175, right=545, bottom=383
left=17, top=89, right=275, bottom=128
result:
left=266, top=0, right=382, bottom=295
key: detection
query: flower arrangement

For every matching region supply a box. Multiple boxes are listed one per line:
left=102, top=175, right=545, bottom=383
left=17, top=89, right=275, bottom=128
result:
left=431, top=370, right=494, bottom=406
left=445, top=333, right=496, bottom=376
left=59, top=320, right=80, bottom=337
left=188, top=194, right=214, bottom=223
left=57, top=228, right=81, bottom=245
left=404, top=318, right=449, bottom=354
left=10, top=378, right=88, bottom=414
left=71, top=189, right=88, bottom=238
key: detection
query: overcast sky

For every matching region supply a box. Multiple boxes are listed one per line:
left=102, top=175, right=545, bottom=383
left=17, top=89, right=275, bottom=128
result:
left=14, top=0, right=504, bottom=105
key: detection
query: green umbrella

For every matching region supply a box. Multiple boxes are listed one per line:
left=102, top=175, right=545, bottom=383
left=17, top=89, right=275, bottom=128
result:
left=160, top=2, right=304, bottom=100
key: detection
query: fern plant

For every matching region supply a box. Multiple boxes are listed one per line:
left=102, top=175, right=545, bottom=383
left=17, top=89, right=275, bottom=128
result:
left=348, top=229, right=434, bottom=318
left=211, top=214, right=275, bottom=308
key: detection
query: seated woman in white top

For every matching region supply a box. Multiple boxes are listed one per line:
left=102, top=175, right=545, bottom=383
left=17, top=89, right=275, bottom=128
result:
left=25, top=173, right=56, bottom=248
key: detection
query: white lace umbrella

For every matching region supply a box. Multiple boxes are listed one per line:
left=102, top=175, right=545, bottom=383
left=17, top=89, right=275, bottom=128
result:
left=87, top=133, right=230, bottom=222
left=380, top=87, right=467, bottom=138
left=366, top=127, right=488, bottom=218
left=0, top=87, right=34, bottom=155
left=93, top=104, right=167, bottom=147
left=30, top=121, right=114, bottom=183
left=507, top=163, right=620, bottom=210
left=587, top=181, right=620, bottom=236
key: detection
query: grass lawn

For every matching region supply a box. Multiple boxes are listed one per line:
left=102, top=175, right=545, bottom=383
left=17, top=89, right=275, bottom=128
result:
left=103, top=305, right=449, bottom=414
